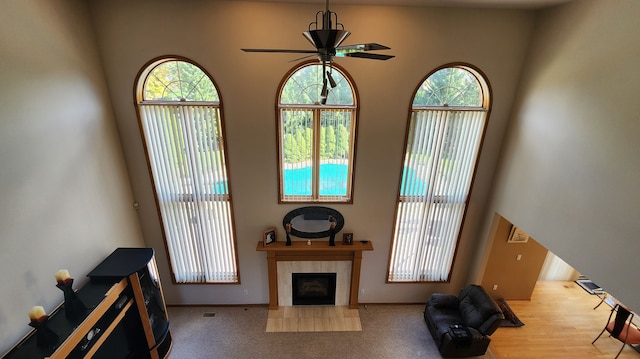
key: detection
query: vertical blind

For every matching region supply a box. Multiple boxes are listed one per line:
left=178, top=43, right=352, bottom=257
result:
left=388, top=109, right=486, bottom=282
left=139, top=104, right=238, bottom=283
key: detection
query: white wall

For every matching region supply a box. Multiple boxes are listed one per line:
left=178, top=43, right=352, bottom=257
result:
left=486, top=0, right=640, bottom=310
left=0, top=0, right=144, bottom=352
left=538, top=251, right=579, bottom=281
left=88, top=0, right=536, bottom=305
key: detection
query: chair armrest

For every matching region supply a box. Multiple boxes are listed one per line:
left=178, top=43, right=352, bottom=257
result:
left=478, top=312, right=504, bottom=336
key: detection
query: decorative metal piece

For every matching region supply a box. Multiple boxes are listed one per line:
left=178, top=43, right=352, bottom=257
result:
left=56, top=279, right=87, bottom=322
left=28, top=318, right=59, bottom=348
left=282, top=206, right=344, bottom=239
left=285, top=223, right=292, bottom=246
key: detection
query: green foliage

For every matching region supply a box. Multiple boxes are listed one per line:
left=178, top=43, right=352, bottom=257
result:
left=413, top=67, right=481, bottom=107
left=281, top=110, right=313, bottom=164
left=281, top=119, right=353, bottom=163
left=280, top=64, right=354, bottom=105
left=319, top=127, right=327, bottom=159
left=294, top=130, right=307, bottom=162
left=145, top=60, right=219, bottom=102
left=335, top=124, right=349, bottom=158
left=325, top=126, right=336, bottom=158
left=304, top=128, right=312, bottom=159
left=282, top=133, right=297, bottom=163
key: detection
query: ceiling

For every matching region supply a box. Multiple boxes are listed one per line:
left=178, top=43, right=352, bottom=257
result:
left=248, top=0, right=573, bottom=9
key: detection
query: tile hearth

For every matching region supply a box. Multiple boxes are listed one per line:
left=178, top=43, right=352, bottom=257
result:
left=266, top=306, right=362, bottom=333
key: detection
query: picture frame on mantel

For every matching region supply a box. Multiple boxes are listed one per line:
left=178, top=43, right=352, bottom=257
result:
left=263, top=228, right=277, bottom=246
left=343, top=232, right=353, bottom=245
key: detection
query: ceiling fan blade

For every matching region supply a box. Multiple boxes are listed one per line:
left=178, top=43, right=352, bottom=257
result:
left=341, top=52, right=395, bottom=60
left=289, top=54, right=318, bottom=62
left=335, top=43, right=394, bottom=60
left=336, top=43, right=391, bottom=52
left=241, top=49, right=318, bottom=54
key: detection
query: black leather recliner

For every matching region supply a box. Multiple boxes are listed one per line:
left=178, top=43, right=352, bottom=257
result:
left=424, top=284, right=504, bottom=358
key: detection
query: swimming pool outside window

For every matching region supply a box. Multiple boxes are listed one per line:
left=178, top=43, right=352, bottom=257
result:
left=388, top=64, right=491, bottom=283
left=277, top=62, right=358, bottom=203
left=135, top=57, right=239, bottom=284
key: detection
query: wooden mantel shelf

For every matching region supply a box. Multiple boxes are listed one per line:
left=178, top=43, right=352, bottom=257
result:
left=256, top=240, right=374, bottom=309
left=256, top=239, right=373, bottom=253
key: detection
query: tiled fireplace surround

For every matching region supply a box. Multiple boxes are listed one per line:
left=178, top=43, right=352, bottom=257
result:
left=256, top=240, right=374, bottom=309
left=278, top=261, right=351, bottom=306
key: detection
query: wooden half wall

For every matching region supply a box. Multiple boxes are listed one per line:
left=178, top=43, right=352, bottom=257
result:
left=481, top=214, right=548, bottom=300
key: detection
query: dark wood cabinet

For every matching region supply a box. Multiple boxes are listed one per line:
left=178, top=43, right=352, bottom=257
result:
left=2, top=248, right=171, bottom=359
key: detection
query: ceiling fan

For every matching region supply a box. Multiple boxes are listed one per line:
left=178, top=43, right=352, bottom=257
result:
left=241, top=0, right=394, bottom=103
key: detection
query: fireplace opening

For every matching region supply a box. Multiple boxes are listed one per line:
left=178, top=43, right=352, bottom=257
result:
left=292, top=273, right=337, bottom=306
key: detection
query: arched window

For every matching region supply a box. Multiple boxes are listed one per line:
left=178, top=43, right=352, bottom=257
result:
left=277, top=62, right=358, bottom=203
left=388, top=64, right=491, bottom=282
left=135, top=57, right=239, bottom=283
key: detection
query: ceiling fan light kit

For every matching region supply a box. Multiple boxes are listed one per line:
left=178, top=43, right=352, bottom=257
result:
left=242, top=0, right=394, bottom=103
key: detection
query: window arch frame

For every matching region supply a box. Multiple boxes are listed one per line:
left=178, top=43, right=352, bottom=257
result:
left=134, top=55, right=240, bottom=284
left=387, top=63, right=492, bottom=283
left=275, top=60, right=360, bottom=203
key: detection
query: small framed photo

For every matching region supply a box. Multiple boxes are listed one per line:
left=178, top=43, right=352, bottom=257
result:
left=263, top=228, right=277, bottom=246
left=343, top=232, right=353, bottom=245
left=507, top=226, right=529, bottom=243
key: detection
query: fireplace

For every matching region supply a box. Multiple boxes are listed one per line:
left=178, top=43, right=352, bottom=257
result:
left=292, top=273, right=337, bottom=306
left=256, top=241, right=374, bottom=309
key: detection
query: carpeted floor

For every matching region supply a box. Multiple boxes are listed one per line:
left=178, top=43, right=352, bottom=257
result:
left=166, top=304, right=496, bottom=359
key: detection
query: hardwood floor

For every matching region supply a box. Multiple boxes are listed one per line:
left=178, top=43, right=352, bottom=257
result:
left=489, top=281, right=640, bottom=358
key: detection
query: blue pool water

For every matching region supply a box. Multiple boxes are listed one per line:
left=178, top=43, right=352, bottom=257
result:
left=283, top=163, right=348, bottom=196
left=400, top=167, right=428, bottom=196
left=213, top=164, right=427, bottom=196
left=282, top=164, right=427, bottom=196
